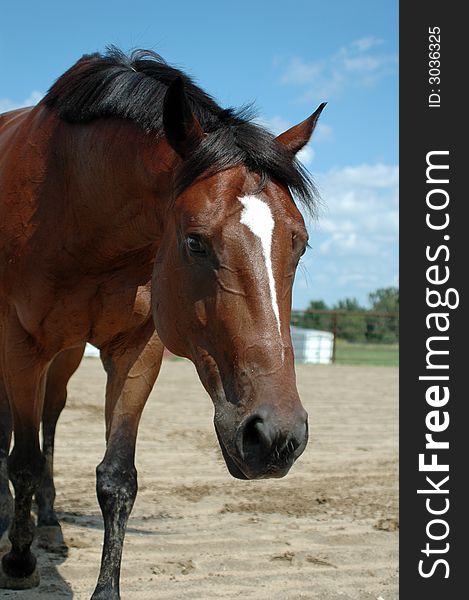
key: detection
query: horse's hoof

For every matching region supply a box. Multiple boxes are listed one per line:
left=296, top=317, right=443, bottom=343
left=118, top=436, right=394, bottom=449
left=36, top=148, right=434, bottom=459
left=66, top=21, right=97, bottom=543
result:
left=36, top=525, right=67, bottom=557
left=0, top=565, right=40, bottom=589
left=37, top=524, right=64, bottom=544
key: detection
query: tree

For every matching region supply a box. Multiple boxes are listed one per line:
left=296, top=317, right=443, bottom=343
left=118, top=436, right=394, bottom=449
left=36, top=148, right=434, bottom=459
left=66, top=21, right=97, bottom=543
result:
left=333, top=297, right=367, bottom=342
left=291, top=299, right=332, bottom=331
left=367, top=287, right=399, bottom=343
left=369, top=287, right=399, bottom=313
left=334, top=297, right=364, bottom=312
left=291, top=287, right=400, bottom=344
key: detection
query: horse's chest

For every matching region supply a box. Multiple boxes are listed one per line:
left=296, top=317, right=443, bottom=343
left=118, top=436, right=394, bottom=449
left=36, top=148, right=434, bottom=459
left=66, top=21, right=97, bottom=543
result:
left=88, top=278, right=152, bottom=348
left=15, top=270, right=152, bottom=355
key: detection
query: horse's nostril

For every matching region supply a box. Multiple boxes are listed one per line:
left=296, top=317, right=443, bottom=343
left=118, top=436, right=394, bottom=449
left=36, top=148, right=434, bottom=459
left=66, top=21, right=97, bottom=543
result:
left=241, top=415, right=273, bottom=460
left=237, top=410, right=308, bottom=469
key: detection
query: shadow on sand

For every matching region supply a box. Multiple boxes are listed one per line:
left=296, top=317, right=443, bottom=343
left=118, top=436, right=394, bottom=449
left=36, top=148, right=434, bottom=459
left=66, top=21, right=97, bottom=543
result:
left=0, top=509, right=166, bottom=597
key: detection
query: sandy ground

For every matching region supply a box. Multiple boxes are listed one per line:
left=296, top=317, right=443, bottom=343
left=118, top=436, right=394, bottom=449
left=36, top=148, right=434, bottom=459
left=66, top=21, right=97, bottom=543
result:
left=0, top=359, right=398, bottom=600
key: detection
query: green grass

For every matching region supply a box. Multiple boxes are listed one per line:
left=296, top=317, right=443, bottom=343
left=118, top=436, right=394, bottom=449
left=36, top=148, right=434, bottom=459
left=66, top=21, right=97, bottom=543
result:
left=334, top=340, right=399, bottom=367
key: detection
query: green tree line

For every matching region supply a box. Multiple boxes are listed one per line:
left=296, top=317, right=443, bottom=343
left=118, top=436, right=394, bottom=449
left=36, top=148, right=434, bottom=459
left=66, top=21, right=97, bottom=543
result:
left=291, top=287, right=399, bottom=344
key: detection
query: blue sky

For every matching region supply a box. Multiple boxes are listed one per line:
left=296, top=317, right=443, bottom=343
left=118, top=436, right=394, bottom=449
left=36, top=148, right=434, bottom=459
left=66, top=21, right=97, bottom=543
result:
left=0, top=0, right=398, bottom=309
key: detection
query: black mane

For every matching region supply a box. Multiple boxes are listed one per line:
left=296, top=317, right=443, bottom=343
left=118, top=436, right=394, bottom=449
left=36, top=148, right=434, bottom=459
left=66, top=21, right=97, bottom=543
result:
left=44, top=47, right=317, bottom=211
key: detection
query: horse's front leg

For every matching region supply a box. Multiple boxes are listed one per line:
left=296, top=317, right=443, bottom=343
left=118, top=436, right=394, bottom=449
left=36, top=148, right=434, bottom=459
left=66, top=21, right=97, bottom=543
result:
left=36, top=345, right=85, bottom=528
left=91, top=327, right=164, bottom=600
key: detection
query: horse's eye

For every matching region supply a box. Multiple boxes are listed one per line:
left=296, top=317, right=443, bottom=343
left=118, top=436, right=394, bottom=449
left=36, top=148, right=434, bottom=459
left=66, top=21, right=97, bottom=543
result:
left=186, top=235, right=207, bottom=255
left=300, top=245, right=307, bottom=257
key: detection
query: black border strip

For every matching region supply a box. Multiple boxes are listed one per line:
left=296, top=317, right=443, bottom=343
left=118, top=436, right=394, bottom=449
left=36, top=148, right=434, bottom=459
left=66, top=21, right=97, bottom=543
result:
left=400, top=2, right=467, bottom=597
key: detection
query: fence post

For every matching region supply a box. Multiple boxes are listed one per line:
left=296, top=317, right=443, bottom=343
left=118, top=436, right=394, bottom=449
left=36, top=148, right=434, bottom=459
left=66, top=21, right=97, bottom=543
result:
left=332, top=312, right=338, bottom=363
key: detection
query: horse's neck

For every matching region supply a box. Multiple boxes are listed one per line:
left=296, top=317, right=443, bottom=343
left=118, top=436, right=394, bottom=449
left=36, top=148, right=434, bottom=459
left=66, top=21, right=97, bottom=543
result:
left=41, top=117, right=168, bottom=268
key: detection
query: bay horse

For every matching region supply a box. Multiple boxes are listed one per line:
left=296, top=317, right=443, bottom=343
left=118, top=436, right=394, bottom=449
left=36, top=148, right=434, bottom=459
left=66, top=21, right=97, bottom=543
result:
left=0, top=48, right=325, bottom=598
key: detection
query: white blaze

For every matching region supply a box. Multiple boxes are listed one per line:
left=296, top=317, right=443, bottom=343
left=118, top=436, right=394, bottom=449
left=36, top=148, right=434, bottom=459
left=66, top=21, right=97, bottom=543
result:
left=239, top=195, right=281, bottom=333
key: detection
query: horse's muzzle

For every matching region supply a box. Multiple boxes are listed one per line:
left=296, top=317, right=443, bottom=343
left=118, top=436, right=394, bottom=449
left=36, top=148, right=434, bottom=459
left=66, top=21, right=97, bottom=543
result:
left=216, top=406, right=308, bottom=480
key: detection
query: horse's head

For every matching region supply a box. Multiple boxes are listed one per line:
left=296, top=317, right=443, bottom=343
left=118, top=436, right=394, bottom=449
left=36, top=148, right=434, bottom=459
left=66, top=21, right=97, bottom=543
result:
left=152, top=79, right=325, bottom=480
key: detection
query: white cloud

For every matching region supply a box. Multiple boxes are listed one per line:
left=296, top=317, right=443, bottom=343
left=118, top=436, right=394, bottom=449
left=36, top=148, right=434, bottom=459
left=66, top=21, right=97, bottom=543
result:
left=351, top=36, right=384, bottom=53
left=281, top=57, right=325, bottom=86
left=315, top=163, right=398, bottom=254
left=0, top=90, right=44, bottom=114
left=324, top=163, right=399, bottom=189
left=293, top=163, right=398, bottom=307
left=313, top=123, right=334, bottom=143
left=343, top=55, right=383, bottom=73
left=278, top=37, right=397, bottom=101
left=297, top=145, right=315, bottom=166
left=258, top=115, right=290, bottom=135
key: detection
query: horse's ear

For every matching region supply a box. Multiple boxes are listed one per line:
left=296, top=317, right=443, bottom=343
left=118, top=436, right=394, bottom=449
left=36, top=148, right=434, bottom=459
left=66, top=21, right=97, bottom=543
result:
left=275, top=103, right=327, bottom=155
left=163, top=77, right=204, bottom=159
